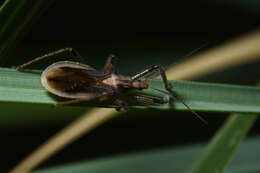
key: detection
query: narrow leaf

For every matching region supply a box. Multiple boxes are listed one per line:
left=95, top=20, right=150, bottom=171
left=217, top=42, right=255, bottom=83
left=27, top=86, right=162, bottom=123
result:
left=188, top=114, right=257, bottom=173
left=31, top=136, right=260, bottom=173
left=1, top=67, right=260, bottom=113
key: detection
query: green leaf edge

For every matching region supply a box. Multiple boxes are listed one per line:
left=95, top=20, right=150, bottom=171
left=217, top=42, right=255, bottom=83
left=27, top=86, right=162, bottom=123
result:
left=1, top=67, right=260, bottom=113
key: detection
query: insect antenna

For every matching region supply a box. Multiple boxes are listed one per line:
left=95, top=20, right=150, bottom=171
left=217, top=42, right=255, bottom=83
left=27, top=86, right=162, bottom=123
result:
left=144, top=41, right=216, bottom=80
left=149, top=85, right=208, bottom=125
left=169, top=92, right=208, bottom=125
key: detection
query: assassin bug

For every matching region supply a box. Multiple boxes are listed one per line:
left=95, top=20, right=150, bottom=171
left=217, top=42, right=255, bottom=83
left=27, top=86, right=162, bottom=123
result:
left=15, top=48, right=170, bottom=111
left=15, top=48, right=207, bottom=124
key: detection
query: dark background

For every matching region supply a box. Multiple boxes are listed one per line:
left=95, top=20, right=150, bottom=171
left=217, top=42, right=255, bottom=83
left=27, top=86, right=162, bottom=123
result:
left=2, top=0, right=260, bottom=171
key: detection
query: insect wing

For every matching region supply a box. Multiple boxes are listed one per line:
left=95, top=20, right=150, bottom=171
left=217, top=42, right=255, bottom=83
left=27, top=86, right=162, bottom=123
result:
left=41, top=61, right=112, bottom=98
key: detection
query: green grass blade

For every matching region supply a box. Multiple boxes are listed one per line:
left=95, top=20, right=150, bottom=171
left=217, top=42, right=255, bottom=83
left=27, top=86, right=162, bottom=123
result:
left=31, top=136, right=260, bottom=173
left=188, top=114, right=257, bottom=173
left=1, top=67, right=260, bottom=113
left=0, top=0, right=54, bottom=63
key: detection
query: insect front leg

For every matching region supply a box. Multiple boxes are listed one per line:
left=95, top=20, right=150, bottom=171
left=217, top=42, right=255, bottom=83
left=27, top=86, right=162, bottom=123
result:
left=15, top=47, right=85, bottom=70
left=102, top=54, right=117, bottom=73
left=131, top=64, right=208, bottom=125
left=131, top=65, right=170, bottom=90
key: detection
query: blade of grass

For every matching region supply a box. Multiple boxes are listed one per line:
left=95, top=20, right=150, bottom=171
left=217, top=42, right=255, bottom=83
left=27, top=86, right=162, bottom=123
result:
left=1, top=67, right=260, bottom=113
left=188, top=114, right=257, bottom=173
left=0, top=0, right=54, bottom=64
left=31, top=136, right=260, bottom=173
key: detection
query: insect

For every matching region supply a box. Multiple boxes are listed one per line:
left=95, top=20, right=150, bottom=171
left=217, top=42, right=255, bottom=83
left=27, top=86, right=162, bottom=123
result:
left=15, top=48, right=171, bottom=111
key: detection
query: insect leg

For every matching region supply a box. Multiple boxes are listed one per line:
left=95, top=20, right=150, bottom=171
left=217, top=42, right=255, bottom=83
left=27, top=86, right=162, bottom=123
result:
left=102, top=54, right=117, bottom=73
left=114, top=99, right=128, bottom=112
left=55, top=99, right=91, bottom=106
left=132, top=94, right=169, bottom=104
left=55, top=93, right=110, bottom=106
left=131, top=65, right=169, bottom=90
left=15, top=47, right=85, bottom=70
left=56, top=94, right=129, bottom=113
left=132, top=65, right=208, bottom=124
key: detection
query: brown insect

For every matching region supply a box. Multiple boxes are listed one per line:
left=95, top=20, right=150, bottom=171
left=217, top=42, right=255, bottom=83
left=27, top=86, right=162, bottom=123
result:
left=15, top=48, right=170, bottom=111
left=16, top=48, right=207, bottom=124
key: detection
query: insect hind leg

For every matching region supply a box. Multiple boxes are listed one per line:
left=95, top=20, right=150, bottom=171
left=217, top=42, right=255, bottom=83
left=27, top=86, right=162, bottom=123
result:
left=15, top=47, right=85, bottom=70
